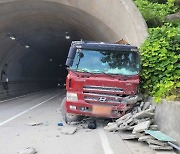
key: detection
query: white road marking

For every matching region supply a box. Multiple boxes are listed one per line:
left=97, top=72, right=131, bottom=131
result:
left=0, top=92, right=62, bottom=126
left=98, top=128, right=114, bottom=154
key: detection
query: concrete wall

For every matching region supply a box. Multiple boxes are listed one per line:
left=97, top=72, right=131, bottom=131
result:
left=154, top=100, right=180, bottom=145
left=0, top=0, right=148, bottom=46
left=48, top=0, right=148, bottom=46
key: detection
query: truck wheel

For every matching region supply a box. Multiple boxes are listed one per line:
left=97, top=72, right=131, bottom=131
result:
left=60, top=97, right=82, bottom=123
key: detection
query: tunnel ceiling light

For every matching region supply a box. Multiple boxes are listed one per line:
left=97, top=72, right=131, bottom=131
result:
left=65, top=35, right=70, bottom=40
left=25, top=45, right=30, bottom=48
left=10, top=36, right=16, bottom=40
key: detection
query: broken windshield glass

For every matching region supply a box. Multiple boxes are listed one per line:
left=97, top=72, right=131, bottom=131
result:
left=70, top=49, right=140, bottom=76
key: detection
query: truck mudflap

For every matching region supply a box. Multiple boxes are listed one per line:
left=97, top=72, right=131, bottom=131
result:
left=66, top=100, right=133, bottom=118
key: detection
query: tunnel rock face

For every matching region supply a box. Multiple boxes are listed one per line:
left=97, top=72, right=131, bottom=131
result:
left=0, top=0, right=148, bottom=98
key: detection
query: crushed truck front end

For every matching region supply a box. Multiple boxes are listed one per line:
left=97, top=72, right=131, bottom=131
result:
left=65, top=41, right=141, bottom=119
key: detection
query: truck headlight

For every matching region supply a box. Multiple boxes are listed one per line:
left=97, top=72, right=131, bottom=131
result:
left=66, top=92, right=78, bottom=101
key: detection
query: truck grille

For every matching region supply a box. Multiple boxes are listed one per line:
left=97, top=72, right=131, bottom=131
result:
left=83, top=85, right=124, bottom=104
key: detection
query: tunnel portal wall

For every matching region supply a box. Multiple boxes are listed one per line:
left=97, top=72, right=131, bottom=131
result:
left=0, top=0, right=148, bottom=99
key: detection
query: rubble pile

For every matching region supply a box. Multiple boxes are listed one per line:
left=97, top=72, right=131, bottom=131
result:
left=104, top=101, right=155, bottom=132
left=104, top=101, right=177, bottom=151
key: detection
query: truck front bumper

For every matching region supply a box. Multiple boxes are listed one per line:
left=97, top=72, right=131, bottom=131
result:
left=66, top=100, right=132, bottom=118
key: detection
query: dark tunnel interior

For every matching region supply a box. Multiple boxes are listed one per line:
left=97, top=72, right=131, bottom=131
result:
left=0, top=1, right=116, bottom=99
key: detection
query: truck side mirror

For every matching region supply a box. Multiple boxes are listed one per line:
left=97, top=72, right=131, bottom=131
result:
left=66, top=47, right=76, bottom=67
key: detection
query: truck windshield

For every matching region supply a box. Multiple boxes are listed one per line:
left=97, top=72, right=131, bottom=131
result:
left=70, top=49, right=140, bottom=76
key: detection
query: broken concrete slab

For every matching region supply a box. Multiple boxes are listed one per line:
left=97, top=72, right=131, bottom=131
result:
left=129, top=120, right=136, bottom=126
left=149, top=104, right=156, bottom=110
left=116, top=114, right=132, bottom=126
left=140, top=101, right=145, bottom=109
left=146, top=139, right=168, bottom=146
left=132, top=120, right=151, bottom=134
left=142, top=102, right=151, bottom=110
left=137, top=93, right=143, bottom=101
left=122, top=134, right=140, bottom=140
left=18, top=147, right=37, bottom=154
left=107, top=122, right=114, bottom=126
left=116, top=113, right=132, bottom=123
left=137, top=118, right=151, bottom=124
left=26, top=122, right=43, bottom=126
left=145, top=108, right=155, bottom=113
left=69, top=121, right=81, bottom=125
left=104, top=123, right=118, bottom=132
left=126, top=117, right=134, bottom=124
left=132, top=109, right=138, bottom=114
left=124, top=115, right=133, bottom=123
left=137, top=107, right=142, bottom=112
left=126, top=126, right=136, bottom=131
left=60, top=126, right=77, bottom=135
left=116, top=120, right=123, bottom=126
left=138, top=135, right=154, bottom=142
left=133, top=110, right=155, bottom=119
left=149, top=125, right=158, bottom=130
left=155, top=151, right=177, bottom=154
left=149, top=144, right=173, bottom=150
left=117, top=123, right=129, bottom=131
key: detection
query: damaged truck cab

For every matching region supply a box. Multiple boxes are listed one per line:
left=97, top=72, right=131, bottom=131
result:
left=64, top=41, right=141, bottom=122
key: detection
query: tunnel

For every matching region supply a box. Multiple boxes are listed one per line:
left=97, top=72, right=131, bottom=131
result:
left=0, top=0, right=148, bottom=99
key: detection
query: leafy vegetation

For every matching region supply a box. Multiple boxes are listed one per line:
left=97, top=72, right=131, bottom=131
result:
left=140, top=24, right=180, bottom=102
left=134, top=0, right=178, bottom=27
left=133, top=0, right=180, bottom=102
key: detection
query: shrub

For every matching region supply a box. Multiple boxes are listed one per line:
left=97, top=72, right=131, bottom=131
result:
left=140, top=23, right=180, bottom=102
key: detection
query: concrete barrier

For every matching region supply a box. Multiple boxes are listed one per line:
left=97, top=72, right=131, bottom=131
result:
left=154, top=99, right=180, bottom=145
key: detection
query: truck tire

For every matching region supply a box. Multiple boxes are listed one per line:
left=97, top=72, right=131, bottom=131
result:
left=60, top=97, right=82, bottom=123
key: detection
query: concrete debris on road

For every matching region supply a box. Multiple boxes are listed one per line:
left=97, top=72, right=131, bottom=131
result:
left=132, top=120, right=151, bottom=134
left=18, top=147, right=37, bottom=154
left=149, top=144, right=173, bottom=150
left=104, top=101, right=155, bottom=133
left=138, top=135, right=154, bottom=142
left=60, top=126, right=77, bottom=135
left=26, top=122, right=43, bottom=126
left=149, top=125, right=158, bottom=131
left=121, top=134, right=142, bottom=140
left=146, top=139, right=168, bottom=146
left=142, top=101, right=151, bottom=110
left=133, top=110, right=155, bottom=119
left=104, top=101, right=176, bottom=152
left=104, top=123, right=118, bottom=132
left=26, top=121, right=49, bottom=126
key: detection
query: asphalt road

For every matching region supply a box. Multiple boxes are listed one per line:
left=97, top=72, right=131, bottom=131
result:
left=0, top=89, right=155, bottom=154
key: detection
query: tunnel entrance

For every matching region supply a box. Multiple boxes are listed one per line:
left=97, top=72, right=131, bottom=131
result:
left=0, top=0, right=147, bottom=99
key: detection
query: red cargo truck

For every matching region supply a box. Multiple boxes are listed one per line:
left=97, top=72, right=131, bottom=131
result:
left=62, top=41, right=141, bottom=122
